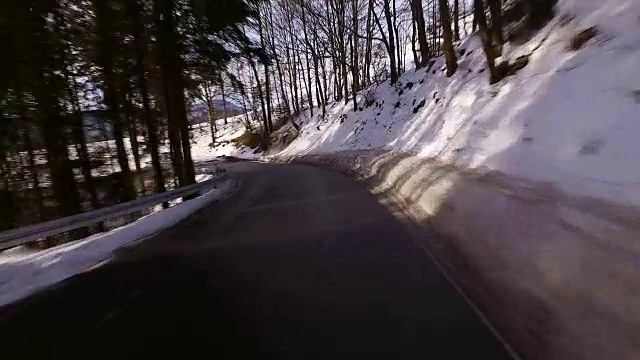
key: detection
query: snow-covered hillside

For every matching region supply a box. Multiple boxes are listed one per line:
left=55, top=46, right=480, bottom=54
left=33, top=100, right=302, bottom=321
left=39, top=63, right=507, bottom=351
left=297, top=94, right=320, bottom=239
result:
left=274, top=0, right=640, bottom=208
left=190, top=114, right=261, bottom=162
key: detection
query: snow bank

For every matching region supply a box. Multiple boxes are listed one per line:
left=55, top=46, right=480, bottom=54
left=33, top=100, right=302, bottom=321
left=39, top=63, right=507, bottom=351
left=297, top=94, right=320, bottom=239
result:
left=0, top=178, right=236, bottom=307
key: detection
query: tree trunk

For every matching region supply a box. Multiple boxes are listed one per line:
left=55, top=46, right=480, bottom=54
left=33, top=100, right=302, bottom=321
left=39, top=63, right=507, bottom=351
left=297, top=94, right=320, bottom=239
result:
left=287, top=27, right=301, bottom=113
left=473, top=2, right=478, bottom=32
left=411, top=19, right=420, bottom=67
left=463, top=0, right=468, bottom=37
left=28, top=0, right=82, bottom=220
left=238, top=62, right=254, bottom=130
left=486, top=0, right=504, bottom=53
left=255, top=7, right=273, bottom=133
left=311, top=22, right=325, bottom=114
left=454, top=0, right=460, bottom=41
left=264, top=66, right=273, bottom=133
left=158, top=67, right=185, bottom=188
left=474, top=0, right=501, bottom=83
left=313, top=52, right=323, bottom=112
left=170, top=51, right=196, bottom=187
left=272, top=67, right=281, bottom=114
left=411, top=0, right=431, bottom=67
left=342, top=42, right=349, bottom=105
left=95, top=0, right=136, bottom=201
left=320, top=54, right=328, bottom=117
left=23, top=131, right=45, bottom=217
left=268, top=7, right=291, bottom=116
left=204, top=82, right=217, bottom=145
left=123, top=85, right=145, bottom=194
left=38, top=104, right=81, bottom=217
left=0, top=154, right=17, bottom=230
left=62, top=54, right=89, bottom=214
left=286, top=46, right=299, bottom=114
left=393, top=0, right=402, bottom=75
left=128, top=0, right=166, bottom=197
left=351, top=0, right=360, bottom=110
left=278, top=53, right=292, bottom=116
left=383, top=0, right=398, bottom=84
left=439, top=0, right=458, bottom=76
left=111, top=107, right=137, bottom=200
left=297, top=49, right=310, bottom=112
left=238, top=64, right=255, bottom=132
left=220, top=76, right=228, bottom=125
left=16, top=94, right=45, bottom=220
left=154, top=0, right=195, bottom=188
left=333, top=55, right=340, bottom=101
left=364, top=0, right=374, bottom=86
left=248, top=56, right=269, bottom=142
left=64, top=78, right=100, bottom=211
left=300, top=2, right=315, bottom=115
left=431, top=0, right=437, bottom=55
left=373, top=0, right=398, bottom=84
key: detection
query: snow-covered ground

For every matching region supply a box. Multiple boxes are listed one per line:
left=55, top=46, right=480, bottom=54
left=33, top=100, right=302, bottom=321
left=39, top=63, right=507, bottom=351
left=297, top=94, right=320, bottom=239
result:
left=277, top=0, right=640, bottom=209
left=0, top=178, right=236, bottom=307
left=189, top=115, right=262, bottom=161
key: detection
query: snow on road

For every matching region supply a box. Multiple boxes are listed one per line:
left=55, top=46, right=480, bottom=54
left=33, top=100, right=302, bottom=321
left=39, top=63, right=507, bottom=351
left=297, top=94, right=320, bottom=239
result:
left=0, top=178, right=236, bottom=307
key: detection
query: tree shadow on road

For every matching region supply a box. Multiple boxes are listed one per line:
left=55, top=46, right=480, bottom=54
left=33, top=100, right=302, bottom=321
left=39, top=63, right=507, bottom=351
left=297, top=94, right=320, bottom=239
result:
left=0, top=255, right=264, bottom=359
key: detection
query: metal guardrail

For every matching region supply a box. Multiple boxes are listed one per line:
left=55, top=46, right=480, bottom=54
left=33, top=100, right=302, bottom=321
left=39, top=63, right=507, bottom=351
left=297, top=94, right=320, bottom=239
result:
left=0, top=173, right=230, bottom=251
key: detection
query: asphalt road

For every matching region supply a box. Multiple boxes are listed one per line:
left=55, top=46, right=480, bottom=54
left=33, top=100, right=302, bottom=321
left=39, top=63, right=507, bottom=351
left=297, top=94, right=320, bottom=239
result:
left=0, top=161, right=514, bottom=359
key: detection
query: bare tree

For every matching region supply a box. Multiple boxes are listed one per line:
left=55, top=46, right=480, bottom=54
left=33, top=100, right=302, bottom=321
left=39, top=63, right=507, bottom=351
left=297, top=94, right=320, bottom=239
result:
left=453, top=0, right=460, bottom=41
left=410, top=0, right=430, bottom=67
left=474, top=0, right=501, bottom=83
left=486, top=0, right=504, bottom=53
left=438, top=0, right=458, bottom=76
left=372, top=0, right=398, bottom=84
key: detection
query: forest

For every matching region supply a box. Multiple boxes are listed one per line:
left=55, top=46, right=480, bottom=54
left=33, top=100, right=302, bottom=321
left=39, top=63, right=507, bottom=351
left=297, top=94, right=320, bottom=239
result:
left=0, top=0, right=554, bottom=237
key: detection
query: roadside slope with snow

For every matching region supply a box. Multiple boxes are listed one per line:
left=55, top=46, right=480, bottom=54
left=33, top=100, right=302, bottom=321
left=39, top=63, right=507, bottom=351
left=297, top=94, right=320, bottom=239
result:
left=190, top=114, right=262, bottom=161
left=270, top=1, right=640, bottom=359
left=280, top=0, right=640, bottom=208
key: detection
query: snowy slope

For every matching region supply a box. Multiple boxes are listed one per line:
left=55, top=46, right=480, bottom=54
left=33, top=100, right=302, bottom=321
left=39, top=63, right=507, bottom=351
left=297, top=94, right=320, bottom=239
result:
left=278, top=0, right=640, bottom=208
left=190, top=114, right=261, bottom=161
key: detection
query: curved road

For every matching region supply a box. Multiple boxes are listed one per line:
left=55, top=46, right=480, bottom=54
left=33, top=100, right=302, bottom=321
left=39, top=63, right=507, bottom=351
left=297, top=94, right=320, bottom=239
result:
left=0, top=162, right=514, bottom=359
